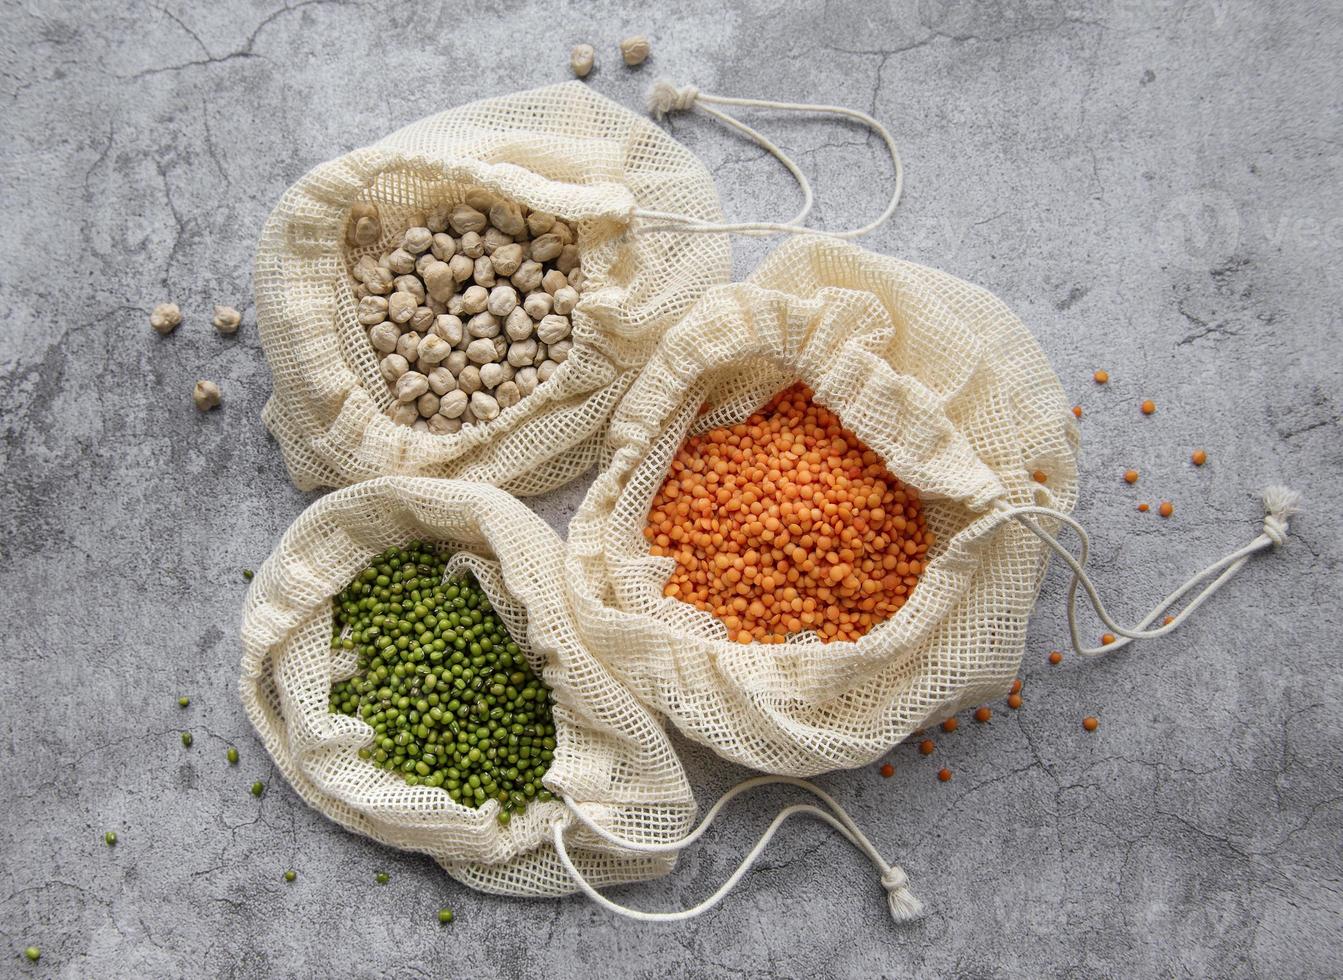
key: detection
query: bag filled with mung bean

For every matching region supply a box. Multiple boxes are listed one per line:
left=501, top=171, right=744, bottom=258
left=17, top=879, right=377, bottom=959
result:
left=239, top=477, right=697, bottom=895
left=254, top=82, right=730, bottom=494
left=566, top=232, right=1299, bottom=781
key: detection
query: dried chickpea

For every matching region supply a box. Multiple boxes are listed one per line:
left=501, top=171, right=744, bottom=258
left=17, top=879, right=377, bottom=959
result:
left=571, top=43, right=595, bottom=78
left=620, top=35, right=651, bottom=65
left=150, top=302, right=182, bottom=335
left=212, top=305, right=242, bottom=335
left=193, top=379, right=221, bottom=411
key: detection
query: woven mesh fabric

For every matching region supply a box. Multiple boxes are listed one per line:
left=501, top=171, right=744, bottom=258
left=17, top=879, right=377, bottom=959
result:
left=255, top=82, right=730, bottom=494
left=239, top=477, right=696, bottom=896
left=566, top=236, right=1080, bottom=777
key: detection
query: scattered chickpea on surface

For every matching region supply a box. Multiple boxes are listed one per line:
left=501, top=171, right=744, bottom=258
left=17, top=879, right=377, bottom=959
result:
left=571, top=43, right=595, bottom=77
left=193, top=380, right=221, bottom=411
left=212, top=305, right=242, bottom=335
left=150, top=302, right=182, bottom=335
left=620, top=35, right=651, bottom=65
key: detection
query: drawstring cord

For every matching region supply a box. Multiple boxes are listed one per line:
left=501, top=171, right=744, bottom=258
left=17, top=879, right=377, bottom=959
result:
left=998, top=486, right=1301, bottom=656
left=553, top=775, right=921, bottom=924
left=636, top=82, right=903, bottom=239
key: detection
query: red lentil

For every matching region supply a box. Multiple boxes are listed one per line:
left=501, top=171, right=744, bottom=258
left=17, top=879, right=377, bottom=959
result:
left=880, top=763, right=894, bottom=778
left=1032, top=469, right=1048, bottom=484
left=1072, top=405, right=1083, bottom=419
left=1093, top=370, right=1109, bottom=384
left=1140, top=399, right=1156, bottom=415
left=1158, top=501, right=1174, bottom=518
left=1124, top=469, right=1139, bottom=484
left=941, top=718, right=958, bottom=734
left=974, top=706, right=991, bottom=724
left=1101, top=633, right=1117, bottom=645
left=938, top=768, right=952, bottom=782
left=1007, top=693, right=1023, bottom=710
left=1048, top=650, right=1063, bottom=665
left=1082, top=716, right=1099, bottom=732
left=1137, top=503, right=1150, bottom=513
left=1191, top=449, right=1207, bottom=466
left=1010, top=678, right=1022, bottom=695
left=919, top=739, right=935, bottom=756
left=646, top=383, right=931, bottom=644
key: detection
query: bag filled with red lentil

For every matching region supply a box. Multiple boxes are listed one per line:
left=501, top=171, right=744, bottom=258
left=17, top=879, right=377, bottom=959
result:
left=239, top=477, right=699, bottom=895
left=254, top=82, right=730, bottom=494
left=566, top=231, right=1299, bottom=783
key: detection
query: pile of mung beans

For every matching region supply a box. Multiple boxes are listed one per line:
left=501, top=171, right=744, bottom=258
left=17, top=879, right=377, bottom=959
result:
left=329, top=543, right=557, bottom=824
left=346, top=192, right=585, bottom=432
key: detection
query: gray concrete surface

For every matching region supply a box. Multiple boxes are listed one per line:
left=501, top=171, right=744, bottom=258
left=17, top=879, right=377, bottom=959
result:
left=2, top=0, right=1341, bottom=976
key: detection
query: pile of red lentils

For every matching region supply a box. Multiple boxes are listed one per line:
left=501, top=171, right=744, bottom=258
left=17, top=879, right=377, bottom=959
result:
left=644, top=383, right=931, bottom=644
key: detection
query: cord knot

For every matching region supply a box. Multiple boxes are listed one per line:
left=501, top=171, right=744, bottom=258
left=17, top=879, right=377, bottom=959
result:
left=1260, top=485, right=1301, bottom=548
left=880, top=864, right=923, bottom=923
left=647, top=81, right=699, bottom=120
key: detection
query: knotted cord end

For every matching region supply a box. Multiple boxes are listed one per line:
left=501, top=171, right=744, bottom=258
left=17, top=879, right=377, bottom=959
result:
left=647, top=81, right=699, bottom=120
left=1261, top=486, right=1301, bottom=548
left=880, top=865, right=924, bottom=923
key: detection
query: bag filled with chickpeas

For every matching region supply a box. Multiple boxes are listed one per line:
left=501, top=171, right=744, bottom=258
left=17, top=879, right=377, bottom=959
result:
left=239, top=477, right=699, bottom=896
left=254, top=82, right=730, bottom=494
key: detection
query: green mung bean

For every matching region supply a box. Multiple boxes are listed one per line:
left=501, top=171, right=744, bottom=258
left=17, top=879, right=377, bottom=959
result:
left=104, top=831, right=117, bottom=847
left=251, top=781, right=264, bottom=797
left=284, top=870, right=296, bottom=883
left=180, top=732, right=192, bottom=748
left=227, top=747, right=239, bottom=765
left=24, top=947, right=40, bottom=962
left=329, top=543, right=557, bottom=821
left=178, top=696, right=190, bottom=708
left=438, top=908, right=454, bottom=924
left=375, top=872, right=389, bottom=885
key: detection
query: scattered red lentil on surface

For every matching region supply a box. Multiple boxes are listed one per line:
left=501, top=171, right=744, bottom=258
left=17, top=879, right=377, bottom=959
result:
left=1010, top=678, right=1022, bottom=695
left=1140, top=399, right=1156, bottom=415
left=646, top=383, right=931, bottom=644
left=918, top=739, right=935, bottom=756
left=1137, top=503, right=1150, bottom=513
left=938, top=768, right=952, bottom=782
left=1082, top=716, right=1099, bottom=732
left=880, top=763, right=894, bottom=778
left=1007, top=693, right=1023, bottom=710
left=1124, top=469, right=1139, bottom=484
left=1163, top=615, right=1174, bottom=626
left=1191, top=449, right=1207, bottom=466
left=941, top=718, right=958, bottom=734
left=1158, top=501, right=1174, bottom=518
left=1072, top=405, right=1083, bottom=419
left=1032, top=469, right=1048, bottom=484
left=1101, top=633, right=1117, bottom=645
left=1049, top=650, right=1063, bottom=665
left=1093, top=370, right=1109, bottom=384
left=974, top=706, right=991, bottom=724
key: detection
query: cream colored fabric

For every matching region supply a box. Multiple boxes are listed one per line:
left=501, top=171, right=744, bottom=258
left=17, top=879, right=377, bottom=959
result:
left=239, top=477, right=696, bottom=896
left=255, top=82, right=729, bottom=495
left=566, top=236, right=1080, bottom=777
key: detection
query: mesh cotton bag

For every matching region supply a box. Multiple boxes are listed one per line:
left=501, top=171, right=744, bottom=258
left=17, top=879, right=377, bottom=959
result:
left=567, top=234, right=1076, bottom=777
left=238, top=476, right=697, bottom=895
left=254, top=82, right=730, bottom=495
